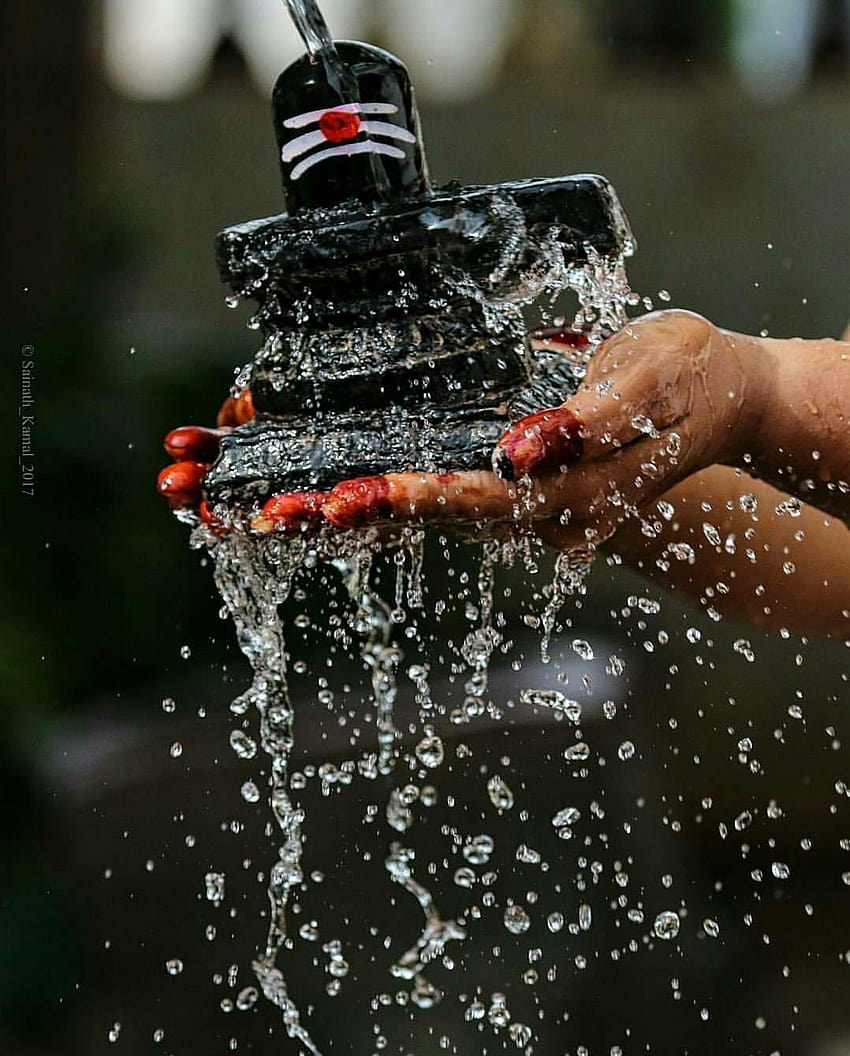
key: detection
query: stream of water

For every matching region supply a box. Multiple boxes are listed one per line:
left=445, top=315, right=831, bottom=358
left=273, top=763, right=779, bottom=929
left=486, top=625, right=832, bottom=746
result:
left=182, top=235, right=641, bottom=1053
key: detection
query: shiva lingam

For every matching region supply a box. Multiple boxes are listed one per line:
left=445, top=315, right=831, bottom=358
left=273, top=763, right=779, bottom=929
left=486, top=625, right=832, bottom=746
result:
left=158, top=0, right=634, bottom=531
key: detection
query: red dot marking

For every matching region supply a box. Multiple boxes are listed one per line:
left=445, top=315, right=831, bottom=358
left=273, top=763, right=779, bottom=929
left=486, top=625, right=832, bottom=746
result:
left=319, top=109, right=362, bottom=143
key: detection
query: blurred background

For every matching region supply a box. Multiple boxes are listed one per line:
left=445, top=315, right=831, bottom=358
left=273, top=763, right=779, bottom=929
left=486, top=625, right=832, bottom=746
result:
left=5, top=0, right=850, bottom=1053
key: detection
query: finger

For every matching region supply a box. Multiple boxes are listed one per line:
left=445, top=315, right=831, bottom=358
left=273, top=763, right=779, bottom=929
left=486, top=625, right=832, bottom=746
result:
left=529, top=325, right=592, bottom=351
left=252, top=491, right=329, bottom=533
left=164, top=425, right=231, bottom=462
left=498, top=312, right=712, bottom=478
left=492, top=407, right=584, bottom=480
left=199, top=500, right=226, bottom=532
left=321, top=471, right=520, bottom=528
left=157, top=460, right=210, bottom=508
left=523, top=425, right=690, bottom=535
left=217, top=388, right=255, bottom=427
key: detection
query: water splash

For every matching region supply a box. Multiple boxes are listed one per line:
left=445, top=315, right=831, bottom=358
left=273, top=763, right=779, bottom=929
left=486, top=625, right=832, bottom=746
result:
left=180, top=219, right=640, bottom=1048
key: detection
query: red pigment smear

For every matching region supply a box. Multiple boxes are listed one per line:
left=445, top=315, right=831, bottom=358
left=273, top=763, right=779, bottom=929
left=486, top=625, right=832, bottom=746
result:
left=259, top=491, right=329, bottom=532
left=322, top=476, right=391, bottom=528
left=530, top=326, right=591, bottom=349
left=164, top=425, right=225, bottom=463
left=156, top=461, right=209, bottom=508
left=497, top=408, right=584, bottom=478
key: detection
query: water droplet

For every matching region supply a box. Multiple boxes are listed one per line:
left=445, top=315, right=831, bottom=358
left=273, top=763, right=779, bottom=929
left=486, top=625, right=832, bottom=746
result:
left=564, top=742, right=591, bottom=762
left=236, top=986, right=258, bottom=1011
left=108, top=1022, right=121, bottom=1043
left=465, top=998, right=486, bottom=1021
left=165, top=958, right=184, bottom=975
left=229, top=729, right=257, bottom=760
left=578, top=903, right=592, bottom=931
left=515, top=843, right=541, bottom=864
left=775, top=497, right=802, bottom=517
left=504, top=904, right=531, bottom=934
left=547, top=911, right=564, bottom=933
left=453, top=867, right=476, bottom=888
left=487, top=774, right=515, bottom=811
left=703, top=919, right=720, bottom=938
left=411, top=976, right=441, bottom=1009
left=771, top=862, right=790, bottom=880
left=617, top=740, right=635, bottom=761
left=571, top=639, right=594, bottom=660
left=169, top=741, right=183, bottom=758
left=463, top=835, right=495, bottom=865
left=241, top=780, right=260, bottom=803
left=552, top=806, right=581, bottom=828
left=630, top=414, right=658, bottom=437
left=509, top=1022, right=533, bottom=1047
left=488, top=992, right=510, bottom=1027
left=161, top=697, right=176, bottom=713
left=415, top=735, right=444, bottom=769
left=204, top=872, right=226, bottom=905
left=653, top=911, right=680, bottom=940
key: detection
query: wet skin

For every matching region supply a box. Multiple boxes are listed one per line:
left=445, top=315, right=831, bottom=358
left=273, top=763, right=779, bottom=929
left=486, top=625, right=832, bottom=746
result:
left=158, top=311, right=762, bottom=539
left=159, top=310, right=850, bottom=636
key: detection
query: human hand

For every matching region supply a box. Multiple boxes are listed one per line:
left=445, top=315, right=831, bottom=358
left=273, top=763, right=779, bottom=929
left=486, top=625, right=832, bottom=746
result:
left=157, top=310, right=763, bottom=547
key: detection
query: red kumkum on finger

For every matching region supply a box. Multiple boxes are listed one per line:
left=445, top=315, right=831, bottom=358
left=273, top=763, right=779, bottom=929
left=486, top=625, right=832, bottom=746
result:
left=530, top=325, right=591, bottom=349
left=322, top=476, right=392, bottom=529
left=156, top=461, right=209, bottom=508
left=164, top=425, right=228, bottom=463
left=198, top=500, right=226, bottom=532
left=252, top=491, right=329, bottom=533
left=217, top=388, right=255, bottom=427
left=495, top=407, right=584, bottom=479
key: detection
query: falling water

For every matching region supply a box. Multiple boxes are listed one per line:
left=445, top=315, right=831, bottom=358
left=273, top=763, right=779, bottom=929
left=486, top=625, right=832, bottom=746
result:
left=175, top=229, right=640, bottom=1054
left=281, top=0, right=337, bottom=63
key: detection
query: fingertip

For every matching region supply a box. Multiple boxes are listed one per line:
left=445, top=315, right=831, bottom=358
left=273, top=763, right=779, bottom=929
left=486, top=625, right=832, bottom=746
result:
left=157, top=461, right=209, bottom=508
left=491, top=445, right=516, bottom=481
left=322, top=476, right=391, bottom=529
left=252, top=491, right=329, bottom=534
left=164, top=425, right=224, bottom=463
left=529, top=325, right=591, bottom=349
left=496, top=407, right=584, bottom=477
left=216, top=389, right=254, bottom=428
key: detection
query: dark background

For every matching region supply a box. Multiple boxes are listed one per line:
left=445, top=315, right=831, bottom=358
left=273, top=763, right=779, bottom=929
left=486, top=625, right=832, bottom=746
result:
left=4, top=1, right=850, bottom=1053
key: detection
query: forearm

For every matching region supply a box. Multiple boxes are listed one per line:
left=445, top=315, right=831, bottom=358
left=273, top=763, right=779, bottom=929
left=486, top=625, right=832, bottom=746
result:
left=610, top=465, right=850, bottom=638
left=747, top=334, right=850, bottom=523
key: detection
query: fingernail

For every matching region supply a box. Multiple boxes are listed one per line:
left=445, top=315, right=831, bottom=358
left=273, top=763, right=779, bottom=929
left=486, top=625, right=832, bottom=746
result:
left=491, top=445, right=516, bottom=481
left=164, top=425, right=227, bottom=463
left=496, top=408, right=584, bottom=478
left=216, top=388, right=254, bottom=427
left=157, top=461, right=209, bottom=507
left=199, top=500, right=224, bottom=532
left=322, top=476, right=391, bottom=529
left=233, top=389, right=255, bottom=424
left=216, top=397, right=238, bottom=428
left=252, top=491, right=329, bottom=533
left=529, top=326, right=590, bottom=348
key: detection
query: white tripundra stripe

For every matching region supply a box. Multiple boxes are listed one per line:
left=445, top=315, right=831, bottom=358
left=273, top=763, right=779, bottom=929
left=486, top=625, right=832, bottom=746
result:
left=360, top=120, right=416, bottom=143
left=290, top=140, right=405, bottom=180
left=283, top=101, right=398, bottom=129
left=281, top=119, right=416, bottom=163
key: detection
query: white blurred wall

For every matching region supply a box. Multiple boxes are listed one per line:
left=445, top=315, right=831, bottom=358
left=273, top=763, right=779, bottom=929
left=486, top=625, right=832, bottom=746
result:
left=102, top=0, right=519, bottom=101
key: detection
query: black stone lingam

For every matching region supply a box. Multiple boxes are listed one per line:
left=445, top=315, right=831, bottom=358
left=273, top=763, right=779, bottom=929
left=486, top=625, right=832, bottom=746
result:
left=203, top=13, right=634, bottom=509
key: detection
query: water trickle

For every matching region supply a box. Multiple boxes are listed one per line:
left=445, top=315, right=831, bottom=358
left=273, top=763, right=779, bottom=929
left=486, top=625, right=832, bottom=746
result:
left=167, top=87, right=645, bottom=1044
